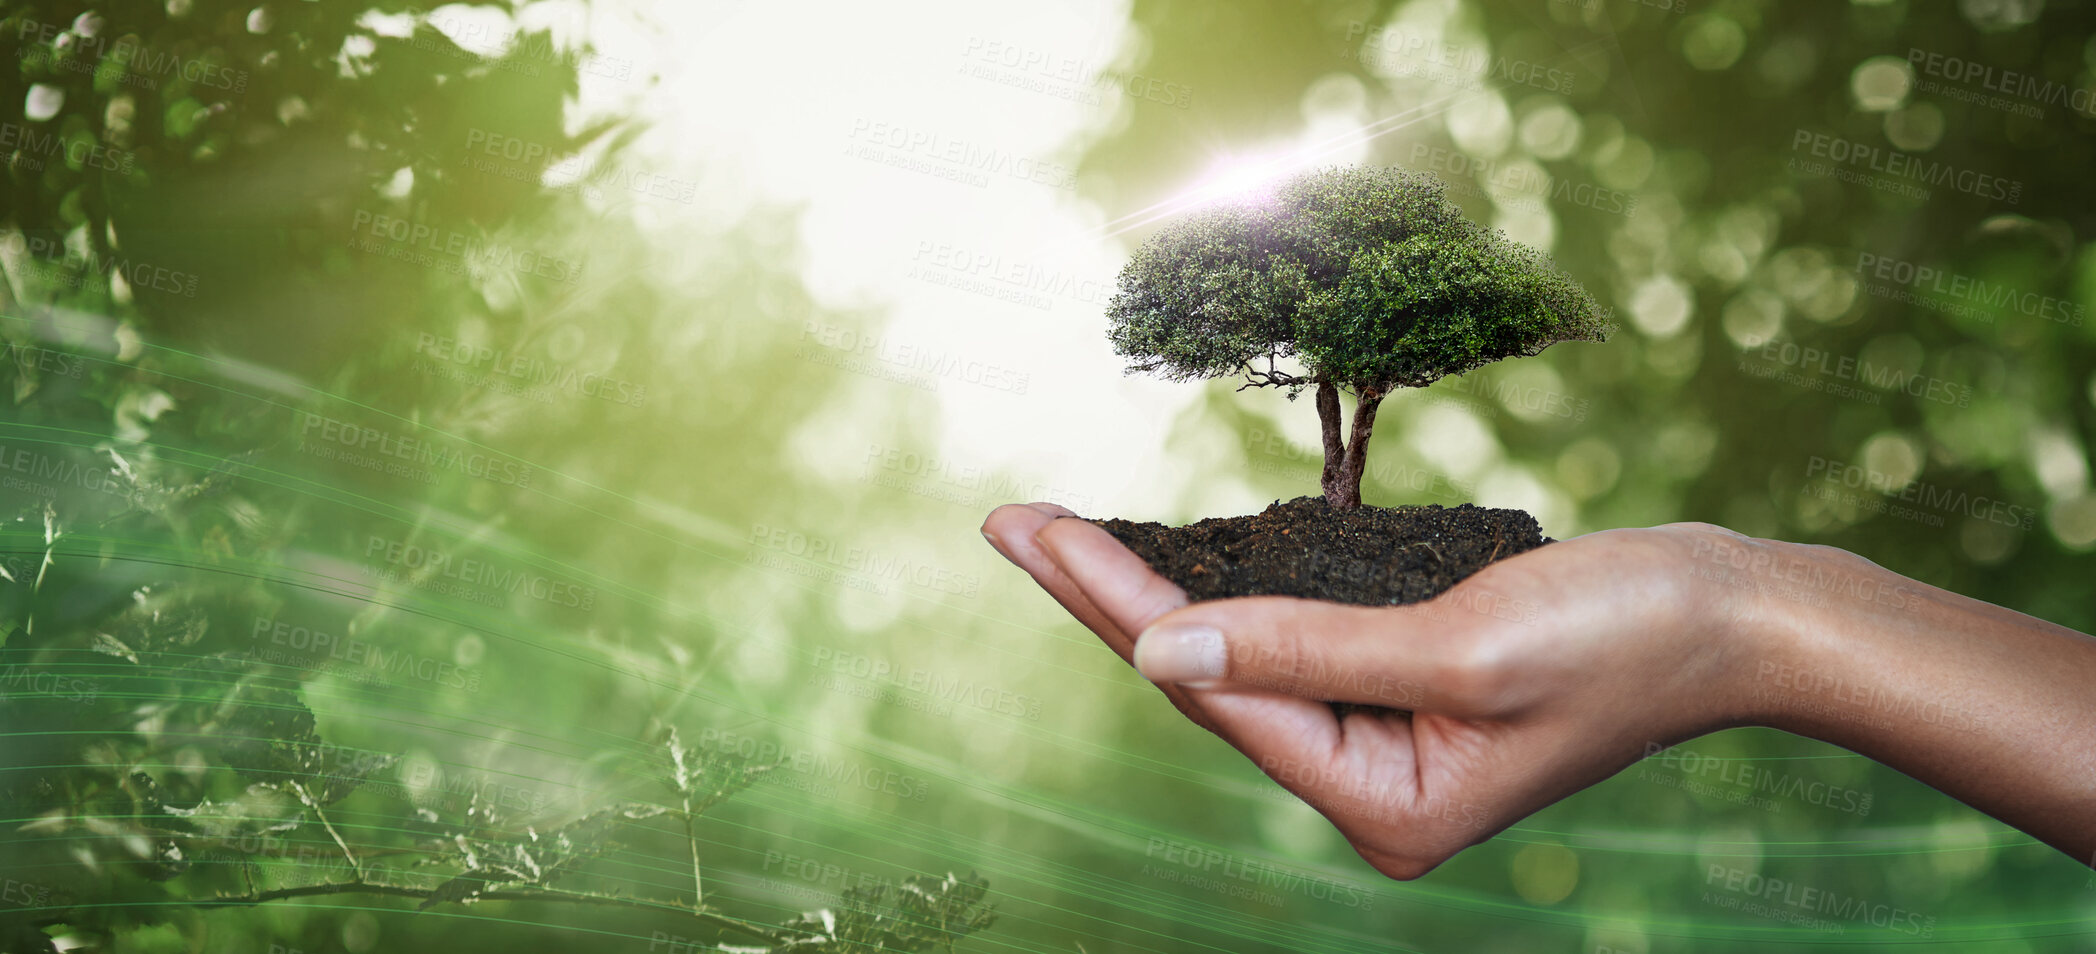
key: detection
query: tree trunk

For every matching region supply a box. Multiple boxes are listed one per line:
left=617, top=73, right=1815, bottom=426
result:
left=1337, top=388, right=1384, bottom=509
left=1317, top=383, right=1384, bottom=510
left=1316, top=381, right=1345, bottom=506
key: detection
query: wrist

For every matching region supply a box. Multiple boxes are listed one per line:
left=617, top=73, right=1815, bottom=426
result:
left=1670, top=527, right=1896, bottom=733
left=1663, top=525, right=1800, bottom=732
left=1722, top=537, right=1927, bottom=743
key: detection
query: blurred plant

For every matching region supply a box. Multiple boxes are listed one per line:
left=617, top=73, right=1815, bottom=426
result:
left=0, top=625, right=994, bottom=953
left=0, top=1, right=993, bottom=951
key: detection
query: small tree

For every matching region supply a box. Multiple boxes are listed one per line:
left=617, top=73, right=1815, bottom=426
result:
left=1107, top=166, right=1610, bottom=509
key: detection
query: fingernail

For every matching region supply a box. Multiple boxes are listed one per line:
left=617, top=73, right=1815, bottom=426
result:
left=981, top=528, right=1002, bottom=551
left=1135, top=624, right=1227, bottom=684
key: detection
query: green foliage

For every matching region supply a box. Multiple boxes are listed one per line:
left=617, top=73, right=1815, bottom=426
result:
left=1105, top=201, right=1308, bottom=383
left=661, top=725, right=774, bottom=814
left=1302, top=233, right=1607, bottom=389
left=412, top=802, right=665, bottom=910
left=0, top=1, right=998, bottom=951
left=1106, top=165, right=1609, bottom=393
left=775, top=873, right=998, bottom=954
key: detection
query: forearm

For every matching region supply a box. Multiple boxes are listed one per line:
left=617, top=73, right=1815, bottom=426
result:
left=1737, top=540, right=2096, bottom=864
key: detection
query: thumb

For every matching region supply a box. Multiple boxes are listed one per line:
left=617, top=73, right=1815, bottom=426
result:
left=1133, top=597, right=1494, bottom=714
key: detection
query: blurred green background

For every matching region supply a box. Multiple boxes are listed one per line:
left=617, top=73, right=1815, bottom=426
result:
left=2, top=0, right=2094, bottom=951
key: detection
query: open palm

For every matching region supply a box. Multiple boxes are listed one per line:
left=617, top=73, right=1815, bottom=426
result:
left=982, top=502, right=1764, bottom=879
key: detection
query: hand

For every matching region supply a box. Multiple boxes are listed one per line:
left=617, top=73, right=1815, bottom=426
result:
left=981, top=504, right=1780, bottom=879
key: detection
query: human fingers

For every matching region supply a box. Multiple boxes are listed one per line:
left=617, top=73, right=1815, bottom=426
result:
left=983, top=504, right=1216, bottom=729
left=1128, top=596, right=1504, bottom=717
left=1032, top=517, right=1340, bottom=751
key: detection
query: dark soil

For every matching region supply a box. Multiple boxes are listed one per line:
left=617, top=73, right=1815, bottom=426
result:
left=1096, top=495, right=1551, bottom=606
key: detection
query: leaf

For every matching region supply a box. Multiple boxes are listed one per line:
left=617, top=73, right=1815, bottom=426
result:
left=780, top=872, right=997, bottom=953
left=660, top=726, right=775, bottom=815
left=215, top=683, right=327, bottom=785
left=89, top=632, right=138, bottom=663
left=414, top=803, right=663, bottom=910
left=309, top=752, right=399, bottom=805
left=214, top=682, right=394, bottom=804
left=128, top=771, right=310, bottom=883
left=93, top=589, right=213, bottom=655
left=140, top=841, right=190, bottom=882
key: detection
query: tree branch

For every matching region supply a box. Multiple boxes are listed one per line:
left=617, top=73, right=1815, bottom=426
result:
left=683, top=793, right=704, bottom=907
left=1236, top=354, right=1308, bottom=392
left=291, top=781, right=362, bottom=882
left=196, top=879, right=797, bottom=945
left=1346, top=386, right=1385, bottom=462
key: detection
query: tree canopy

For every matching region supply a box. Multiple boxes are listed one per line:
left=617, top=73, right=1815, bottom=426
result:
left=1106, top=165, right=1610, bottom=508
left=1107, top=165, right=1609, bottom=395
